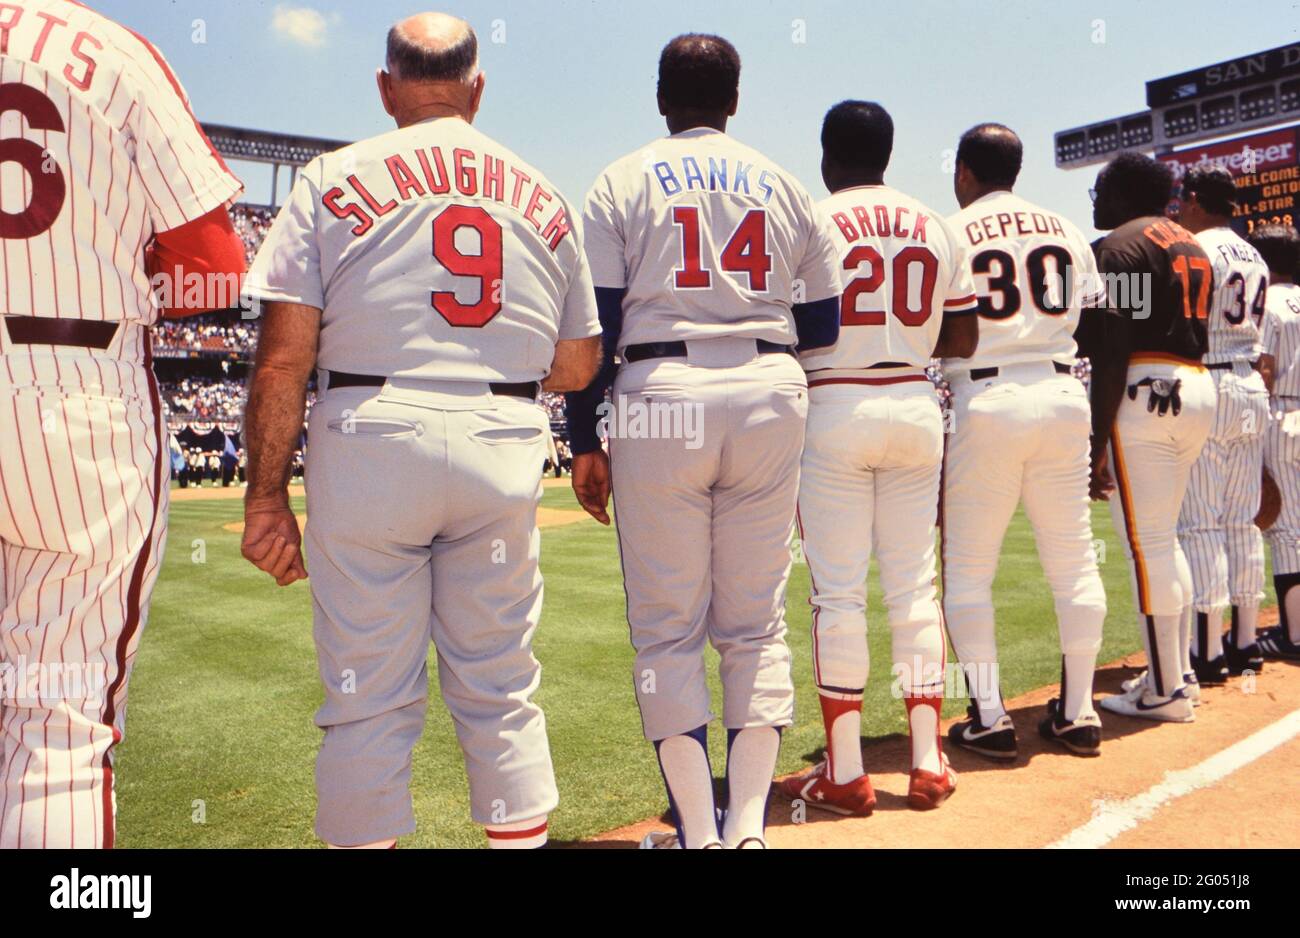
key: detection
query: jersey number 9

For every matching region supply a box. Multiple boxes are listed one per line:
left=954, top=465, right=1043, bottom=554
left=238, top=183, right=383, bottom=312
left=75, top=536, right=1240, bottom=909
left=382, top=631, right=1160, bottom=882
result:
left=430, top=204, right=503, bottom=327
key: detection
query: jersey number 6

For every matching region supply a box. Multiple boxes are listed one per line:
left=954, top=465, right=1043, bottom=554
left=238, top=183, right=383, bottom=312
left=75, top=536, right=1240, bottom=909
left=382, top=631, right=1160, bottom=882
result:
left=0, top=84, right=67, bottom=239
left=430, top=204, right=503, bottom=327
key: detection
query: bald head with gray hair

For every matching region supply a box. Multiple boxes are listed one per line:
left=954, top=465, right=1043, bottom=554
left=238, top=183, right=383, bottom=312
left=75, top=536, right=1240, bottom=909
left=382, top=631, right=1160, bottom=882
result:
left=377, top=13, right=486, bottom=127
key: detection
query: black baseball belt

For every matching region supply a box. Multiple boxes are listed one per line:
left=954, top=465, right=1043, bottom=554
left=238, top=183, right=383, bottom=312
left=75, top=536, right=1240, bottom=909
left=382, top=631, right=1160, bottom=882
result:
left=622, top=339, right=794, bottom=363
left=4, top=316, right=119, bottom=348
left=970, top=362, right=1072, bottom=380
left=325, top=370, right=539, bottom=400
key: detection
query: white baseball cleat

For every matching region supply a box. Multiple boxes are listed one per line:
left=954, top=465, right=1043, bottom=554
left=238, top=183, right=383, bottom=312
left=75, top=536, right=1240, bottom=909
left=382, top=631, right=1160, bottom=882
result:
left=1120, top=670, right=1201, bottom=706
left=1099, top=682, right=1195, bottom=723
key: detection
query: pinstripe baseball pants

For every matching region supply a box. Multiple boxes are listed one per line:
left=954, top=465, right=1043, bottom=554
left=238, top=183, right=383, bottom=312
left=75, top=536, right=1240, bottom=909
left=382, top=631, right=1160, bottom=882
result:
left=0, top=334, right=166, bottom=849
left=1177, top=366, right=1269, bottom=612
left=1265, top=400, right=1300, bottom=575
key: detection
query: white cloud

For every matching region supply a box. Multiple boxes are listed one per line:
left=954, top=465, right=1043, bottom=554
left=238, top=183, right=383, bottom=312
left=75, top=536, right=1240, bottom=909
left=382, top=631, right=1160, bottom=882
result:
left=271, top=5, right=331, bottom=48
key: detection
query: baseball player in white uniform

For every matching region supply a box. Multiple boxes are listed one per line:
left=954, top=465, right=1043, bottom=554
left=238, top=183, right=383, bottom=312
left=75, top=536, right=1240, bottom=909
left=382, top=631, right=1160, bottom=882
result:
left=565, top=34, right=842, bottom=849
left=1253, top=224, right=1300, bottom=661
left=780, top=102, right=977, bottom=817
left=1175, top=167, right=1271, bottom=681
left=940, top=124, right=1108, bottom=760
left=240, top=14, right=600, bottom=849
left=0, top=0, right=245, bottom=847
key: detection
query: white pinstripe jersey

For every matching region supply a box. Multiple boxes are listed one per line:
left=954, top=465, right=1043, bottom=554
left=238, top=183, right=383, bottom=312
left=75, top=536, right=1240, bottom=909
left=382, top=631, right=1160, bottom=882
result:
left=1196, top=226, right=1270, bottom=364
left=801, top=184, right=977, bottom=373
left=0, top=0, right=242, bottom=325
left=582, top=127, right=843, bottom=350
left=945, top=190, right=1102, bottom=371
left=1261, top=282, right=1300, bottom=400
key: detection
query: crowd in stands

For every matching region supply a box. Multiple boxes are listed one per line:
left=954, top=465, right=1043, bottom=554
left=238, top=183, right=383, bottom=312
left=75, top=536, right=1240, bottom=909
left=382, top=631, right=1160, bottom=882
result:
left=154, top=314, right=257, bottom=357
left=231, top=204, right=275, bottom=267
left=161, top=377, right=248, bottom=423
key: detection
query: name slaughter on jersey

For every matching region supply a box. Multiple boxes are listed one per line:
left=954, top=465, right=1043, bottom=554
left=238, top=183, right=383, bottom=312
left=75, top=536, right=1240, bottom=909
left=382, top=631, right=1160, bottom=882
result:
left=323, top=147, right=573, bottom=249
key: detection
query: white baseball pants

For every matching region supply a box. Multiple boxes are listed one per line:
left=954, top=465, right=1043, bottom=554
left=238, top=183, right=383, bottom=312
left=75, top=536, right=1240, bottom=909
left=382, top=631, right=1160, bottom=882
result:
left=1108, top=358, right=1215, bottom=693
left=1177, top=366, right=1268, bottom=610
left=795, top=377, right=945, bottom=694
left=305, top=379, right=558, bottom=846
left=1265, top=401, right=1300, bottom=575
left=609, top=341, right=804, bottom=742
left=942, top=364, right=1106, bottom=670
left=0, top=329, right=166, bottom=849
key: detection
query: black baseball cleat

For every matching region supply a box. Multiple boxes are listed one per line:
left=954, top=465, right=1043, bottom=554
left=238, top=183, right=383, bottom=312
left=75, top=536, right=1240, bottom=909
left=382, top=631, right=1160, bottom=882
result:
left=1190, top=650, right=1229, bottom=685
left=947, top=704, right=1017, bottom=761
left=1038, top=697, right=1102, bottom=756
left=1224, top=641, right=1264, bottom=676
left=1257, top=626, right=1300, bottom=661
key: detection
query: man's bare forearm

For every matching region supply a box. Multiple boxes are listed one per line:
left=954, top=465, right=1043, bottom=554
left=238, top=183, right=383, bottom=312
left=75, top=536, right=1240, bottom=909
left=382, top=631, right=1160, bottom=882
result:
left=243, top=302, right=321, bottom=508
left=245, top=364, right=310, bottom=506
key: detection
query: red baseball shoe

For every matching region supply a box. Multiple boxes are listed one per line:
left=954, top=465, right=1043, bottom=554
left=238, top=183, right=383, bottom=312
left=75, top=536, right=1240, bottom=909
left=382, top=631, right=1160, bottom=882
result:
left=907, top=755, right=957, bottom=811
left=780, top=761, right=876, bottom=817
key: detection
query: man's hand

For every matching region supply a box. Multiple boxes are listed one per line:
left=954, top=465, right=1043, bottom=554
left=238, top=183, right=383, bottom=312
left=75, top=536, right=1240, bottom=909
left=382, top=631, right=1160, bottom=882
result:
left=571, top=449, right=611, bottom=525
left=241, top=500, right=307, bottom=586
left=1089, top=442, right=1114, bottom=501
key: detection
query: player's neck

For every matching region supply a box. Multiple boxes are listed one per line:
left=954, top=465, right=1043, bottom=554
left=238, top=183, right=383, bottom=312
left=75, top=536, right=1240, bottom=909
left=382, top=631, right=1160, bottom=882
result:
left=1180, top=215, right=1230, bottom=234
left=396, top=104, right=470, bottom=127
left=829, top=174, right=885, bottom=193
left=962, top=184, right=1012, bottom=207
left=664, top=112, right=728, bottom=135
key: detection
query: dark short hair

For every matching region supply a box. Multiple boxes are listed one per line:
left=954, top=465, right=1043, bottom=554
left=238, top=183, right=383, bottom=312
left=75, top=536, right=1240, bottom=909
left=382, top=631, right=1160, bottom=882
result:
left=386, top=23, right=478, bottom=82
left=957, top=123, right=1023, bottom=187
left=821, top=100, right=893, bottom=175
left=1099, top=152, right=1174, bottom=217
left=1249, top=224, right=1300, bottom=275
left=1182, top=165, right=1238, bottom=216
left=657, top=34, right=740, bottom=110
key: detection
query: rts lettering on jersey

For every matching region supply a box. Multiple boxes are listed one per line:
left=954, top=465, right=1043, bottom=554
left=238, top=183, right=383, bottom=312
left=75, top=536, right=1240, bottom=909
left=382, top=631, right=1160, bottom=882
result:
left=0, top=3, right=101, bottom=91
left=323, top=146, right=572, bottom=249
left=652, top=155, right=777, bottom=203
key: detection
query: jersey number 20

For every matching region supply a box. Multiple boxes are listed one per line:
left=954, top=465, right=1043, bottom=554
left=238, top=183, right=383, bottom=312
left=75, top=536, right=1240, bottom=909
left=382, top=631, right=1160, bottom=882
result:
left=840, top=246, right=937, bottom=327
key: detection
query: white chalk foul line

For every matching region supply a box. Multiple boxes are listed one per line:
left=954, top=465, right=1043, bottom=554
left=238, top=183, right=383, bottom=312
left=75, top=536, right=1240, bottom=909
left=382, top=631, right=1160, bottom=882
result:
left=1046, top=707, right=1300, bottom=849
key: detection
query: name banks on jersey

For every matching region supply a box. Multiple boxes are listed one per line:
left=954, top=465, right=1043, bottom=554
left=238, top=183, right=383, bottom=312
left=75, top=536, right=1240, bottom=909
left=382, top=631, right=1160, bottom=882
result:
left=581, top=128, right=842, bottom=350
left=800, top=185, right=977, bottom=374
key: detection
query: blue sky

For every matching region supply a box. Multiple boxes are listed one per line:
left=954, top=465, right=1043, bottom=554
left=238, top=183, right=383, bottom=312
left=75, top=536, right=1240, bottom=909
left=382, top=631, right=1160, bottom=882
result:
left=94, top=0, right=1300, bottom=236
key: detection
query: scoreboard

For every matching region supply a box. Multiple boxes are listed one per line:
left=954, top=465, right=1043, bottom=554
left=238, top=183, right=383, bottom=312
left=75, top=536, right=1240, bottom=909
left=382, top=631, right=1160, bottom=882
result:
left=1157, top=124, right=1299, bottom=235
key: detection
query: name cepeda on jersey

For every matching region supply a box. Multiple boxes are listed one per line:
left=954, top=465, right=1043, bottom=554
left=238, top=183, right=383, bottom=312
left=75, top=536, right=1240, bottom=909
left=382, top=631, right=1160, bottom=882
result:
left=323, top=146, right=572, bottom=249
left=652, top=154, right=778, bottom=203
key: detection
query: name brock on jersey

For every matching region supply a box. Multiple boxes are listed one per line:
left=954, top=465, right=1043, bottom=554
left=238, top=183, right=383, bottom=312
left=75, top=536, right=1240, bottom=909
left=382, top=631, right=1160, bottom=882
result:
left=323, top=145, right=573, bottom=250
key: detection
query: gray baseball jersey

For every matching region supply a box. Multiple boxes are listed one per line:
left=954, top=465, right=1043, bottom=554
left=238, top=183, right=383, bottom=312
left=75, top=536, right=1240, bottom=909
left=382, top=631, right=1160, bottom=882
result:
left=1197, top=226, right=1269, bottom=364
left=245, top=116, right=599, bottom=381
left=583, top=127, right=842, bottom=343
left=582, top=127, right=840, bottom=742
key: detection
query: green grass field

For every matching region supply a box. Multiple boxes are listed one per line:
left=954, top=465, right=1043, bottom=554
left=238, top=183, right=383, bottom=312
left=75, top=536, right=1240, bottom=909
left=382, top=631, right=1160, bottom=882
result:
left=115, top=484, right=1273, bottom=847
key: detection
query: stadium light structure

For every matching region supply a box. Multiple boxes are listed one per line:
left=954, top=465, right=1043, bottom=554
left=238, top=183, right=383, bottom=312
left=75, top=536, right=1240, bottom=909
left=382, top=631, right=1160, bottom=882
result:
left=201, top=123, right=351, bottom=205
left=1055, top=42, right=1300, bottom=170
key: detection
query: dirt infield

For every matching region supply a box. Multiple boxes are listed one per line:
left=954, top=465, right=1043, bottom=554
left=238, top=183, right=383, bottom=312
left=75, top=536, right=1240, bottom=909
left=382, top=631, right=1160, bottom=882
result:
left=587, top=608, right=1300, bottom=849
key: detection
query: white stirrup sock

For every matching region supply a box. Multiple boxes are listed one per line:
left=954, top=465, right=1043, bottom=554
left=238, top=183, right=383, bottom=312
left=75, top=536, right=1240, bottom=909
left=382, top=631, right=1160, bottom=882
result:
left=656, top=731, right=718, bottom=848
left=722, top=726, right=780, bottom=848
